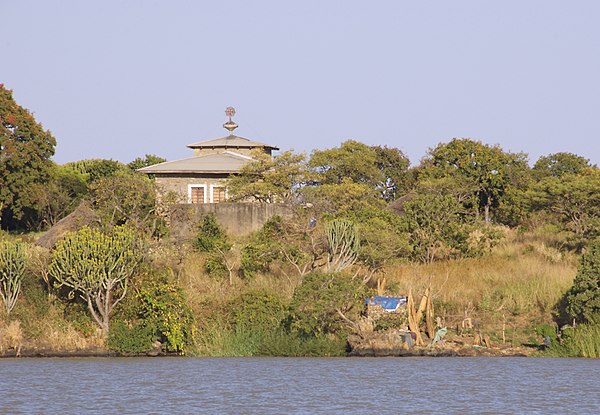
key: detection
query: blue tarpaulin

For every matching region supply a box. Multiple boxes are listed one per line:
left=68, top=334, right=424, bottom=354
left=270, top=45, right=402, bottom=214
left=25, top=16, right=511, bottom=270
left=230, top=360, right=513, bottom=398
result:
left=365, top=296, right=407, bottom=312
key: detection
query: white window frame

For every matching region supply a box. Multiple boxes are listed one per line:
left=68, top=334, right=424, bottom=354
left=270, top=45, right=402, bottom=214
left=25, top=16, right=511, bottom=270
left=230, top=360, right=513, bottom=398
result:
left=209, top=184, right=228, bottom=203
left=188, top=184, right=207, bottom=204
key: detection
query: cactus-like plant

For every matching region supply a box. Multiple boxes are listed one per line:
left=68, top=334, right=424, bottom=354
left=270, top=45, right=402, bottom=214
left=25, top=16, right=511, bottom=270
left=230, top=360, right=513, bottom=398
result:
left=49, top=226, right=142, bottom=337
left=0, top=240, right=27, bottom=315
left=325, top=219, right=359, bottom=272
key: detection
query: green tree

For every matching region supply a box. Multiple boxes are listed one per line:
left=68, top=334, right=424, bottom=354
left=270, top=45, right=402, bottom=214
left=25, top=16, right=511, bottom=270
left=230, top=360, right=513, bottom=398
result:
left=63, top=158, right=128, bottom=183
left=227, top=150, right=308, bottom=203
left=127, top=154, right=167, bottom=171
left=193, top=214, right=237, bottom=284
left=353, top=209, right=410, bottom=272
left=400, top=193, right=468, bottom=263
left=240, top=217, right=286, bottom=278
left=533, top=152, right=591, bottom=178
left=241, top=214, right=325, bottom=278
left=300, top=178, right=384, bottom=218
left=372, top=145, right=412, bottom=201
left=193, top=214, right=228, bottom=252
left=90, top=171, right=160, bottom=234
left=308, top=140, right=384, bottom=187
left=34, top=164, right=88, bottom=228
left=0, top=240, right=27, bottom=315
left=229, top=290, right=287, bottom=332
left=0, top=84, right=56, bottom=230
left=424, top=138, right=529, bottom=223
left=308, top=141, right=412, bottom=202
left=565, top=239, right=600, bottom=324
left=48, top=226, right=143, bottom=337
left=109, top=268, right=195, bottom=354
left=530, top=169, right=600, bottom=244
left=133, top=271, right=195, bottom=352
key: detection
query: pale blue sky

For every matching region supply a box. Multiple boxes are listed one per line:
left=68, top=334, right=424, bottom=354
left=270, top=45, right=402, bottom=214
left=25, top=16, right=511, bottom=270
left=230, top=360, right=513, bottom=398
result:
left=3, top=1, right=600, bottom=166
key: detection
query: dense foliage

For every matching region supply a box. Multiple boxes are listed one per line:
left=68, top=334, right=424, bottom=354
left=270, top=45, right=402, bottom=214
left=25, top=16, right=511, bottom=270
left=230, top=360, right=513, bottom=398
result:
left=565, top=239, right=600, bottom=324
left=0, top=85, right=56, bottom=230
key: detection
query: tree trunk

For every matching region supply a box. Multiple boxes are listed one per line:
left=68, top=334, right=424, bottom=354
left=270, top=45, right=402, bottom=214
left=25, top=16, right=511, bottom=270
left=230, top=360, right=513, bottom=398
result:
left=484, top=200, right=491, bottom=223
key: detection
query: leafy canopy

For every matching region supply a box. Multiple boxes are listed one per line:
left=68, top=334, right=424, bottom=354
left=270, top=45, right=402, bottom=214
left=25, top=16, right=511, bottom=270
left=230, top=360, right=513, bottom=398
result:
left=423, top=138, right=529, bottom=223
left=227, top=149, right=308, bottom=203
left=0, top=84, right=56, bottom=230
left=566, top=239, right=600, bottom=324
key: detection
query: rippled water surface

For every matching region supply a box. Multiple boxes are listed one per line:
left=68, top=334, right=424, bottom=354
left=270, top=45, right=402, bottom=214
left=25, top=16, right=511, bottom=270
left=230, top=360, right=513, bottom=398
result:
left=1, top=357, right=599, bottom=414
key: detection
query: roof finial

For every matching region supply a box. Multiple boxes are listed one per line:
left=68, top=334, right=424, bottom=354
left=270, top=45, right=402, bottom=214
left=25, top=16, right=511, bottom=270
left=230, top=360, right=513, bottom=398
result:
left=223, top=106, right=238, bottom=136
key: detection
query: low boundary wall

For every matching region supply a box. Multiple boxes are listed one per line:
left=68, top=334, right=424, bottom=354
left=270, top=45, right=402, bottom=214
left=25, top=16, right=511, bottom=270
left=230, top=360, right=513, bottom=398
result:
left=168, top=202, right=293, bottom=239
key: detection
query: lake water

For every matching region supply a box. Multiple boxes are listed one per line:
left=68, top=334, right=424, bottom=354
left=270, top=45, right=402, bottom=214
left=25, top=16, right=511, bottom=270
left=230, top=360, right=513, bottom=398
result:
left=1, top=357, right=599, bottom=414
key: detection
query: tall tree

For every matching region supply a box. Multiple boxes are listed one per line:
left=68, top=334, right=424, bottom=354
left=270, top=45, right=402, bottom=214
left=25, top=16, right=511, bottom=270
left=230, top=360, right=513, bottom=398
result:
left=127, top=154, right=167, bottom=171
left=533, top=152, right=591, bottom=179
left=308, top=140, right=384, bottom=187
left=0, top=84, right=56, bottom=229
left=227, top=150, right=308, bottom=203
left=423, top=138, right=529, bottom=223
left=90, top=171, right=159, bottom=234
left=372, top=145, right=412, bottom=201
left=530, top=169, right=600, bottom=243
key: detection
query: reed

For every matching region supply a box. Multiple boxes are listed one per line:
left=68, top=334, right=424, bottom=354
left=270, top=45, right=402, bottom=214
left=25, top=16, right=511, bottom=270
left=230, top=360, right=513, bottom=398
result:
left=546, top=324, right=600, bottom=358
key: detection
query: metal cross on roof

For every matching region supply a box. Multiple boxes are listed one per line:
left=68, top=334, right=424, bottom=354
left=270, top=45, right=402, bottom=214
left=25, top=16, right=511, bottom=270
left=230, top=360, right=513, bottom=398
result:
left=223, top=106, right=238, bottom=135
left=225, top=106, right=236, bottom=120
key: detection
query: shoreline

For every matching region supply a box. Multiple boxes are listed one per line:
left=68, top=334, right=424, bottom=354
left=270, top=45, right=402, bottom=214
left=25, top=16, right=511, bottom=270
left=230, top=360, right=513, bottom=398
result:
left=1, top=346, right=536, bottom=359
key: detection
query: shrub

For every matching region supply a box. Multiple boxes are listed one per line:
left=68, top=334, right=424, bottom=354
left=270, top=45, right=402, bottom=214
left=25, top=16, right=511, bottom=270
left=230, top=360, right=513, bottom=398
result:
left=288, top=272, right=369, bottom=337
left=229, top=290, right=287, bottom=332
left=116, top=269, right=195, bottom=353
left=108, top=320, right=155, bottom=353
left=565, top=239, right=600, bottom=324
left=193, top=214, right=227, bottom=252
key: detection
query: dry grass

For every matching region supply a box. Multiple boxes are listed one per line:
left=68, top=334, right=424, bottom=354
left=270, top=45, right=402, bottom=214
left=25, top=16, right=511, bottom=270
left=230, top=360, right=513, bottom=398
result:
left=179, top=250, right=301, bottom=319
left=0, top=320, right=24, bottom=355
left=383, top=229, right=576, bottom=336
left=175, top=228, right=577, bottom=346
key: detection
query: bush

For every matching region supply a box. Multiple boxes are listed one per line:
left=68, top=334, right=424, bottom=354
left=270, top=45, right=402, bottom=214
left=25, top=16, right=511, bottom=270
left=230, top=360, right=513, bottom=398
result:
left=196, top=323, right=347, bottom=357
left=193, top=214, right=227, bottom=252
left=240, top=217, right=283, bottom=278
left=565, top=239, right=600, bottom=324
left=288, top=272, right=369, bottom=337
left=229, top=290, right=287, bottom=332
left=116, top=269, right=195, bottom=353
left=108, top=320, right=155, bottom=353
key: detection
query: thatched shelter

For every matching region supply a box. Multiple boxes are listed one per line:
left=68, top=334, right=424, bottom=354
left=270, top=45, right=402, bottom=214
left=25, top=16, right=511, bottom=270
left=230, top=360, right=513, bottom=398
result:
left=36, top=201, right=99, bottom=249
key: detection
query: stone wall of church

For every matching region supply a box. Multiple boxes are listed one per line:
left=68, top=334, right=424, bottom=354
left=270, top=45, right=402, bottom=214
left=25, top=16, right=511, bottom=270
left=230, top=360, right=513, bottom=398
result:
left=154, top=174, right=230, bottom=203
left=168, top=202, right=293, bottom=238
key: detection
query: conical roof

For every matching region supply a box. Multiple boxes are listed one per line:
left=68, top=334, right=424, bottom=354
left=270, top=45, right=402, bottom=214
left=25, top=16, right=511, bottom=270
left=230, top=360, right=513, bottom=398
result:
left=187, top=134, right=279, bottom=150
left=137, top=151, right=253, bottom=174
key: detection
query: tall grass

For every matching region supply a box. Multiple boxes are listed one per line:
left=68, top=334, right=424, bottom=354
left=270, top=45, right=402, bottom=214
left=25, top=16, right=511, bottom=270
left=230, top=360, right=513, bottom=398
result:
left=384, top=229, right=576, bottom=334
left=193, top=323, right=346, bottom=357
left=545, top=325, right=600, bottom=358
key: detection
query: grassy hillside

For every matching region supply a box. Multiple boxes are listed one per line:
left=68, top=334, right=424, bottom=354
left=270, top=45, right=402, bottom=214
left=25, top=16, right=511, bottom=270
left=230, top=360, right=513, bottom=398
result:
left=0, top=227, right=578, bottom=356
